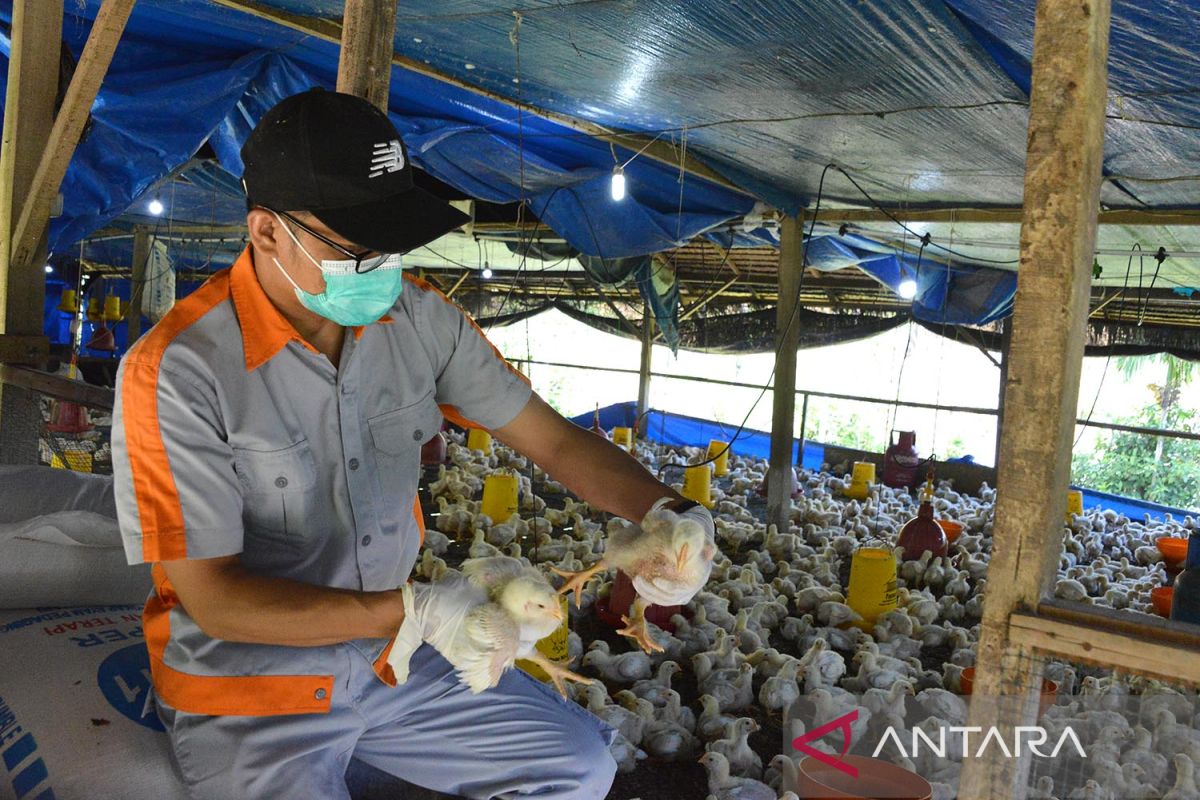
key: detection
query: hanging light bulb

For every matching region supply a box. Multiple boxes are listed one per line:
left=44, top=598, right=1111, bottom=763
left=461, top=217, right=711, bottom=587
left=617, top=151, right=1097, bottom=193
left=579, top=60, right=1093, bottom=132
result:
left=482, top=267, right=493, bottom=279
left=44, top=265, right=53, bottom=274
left=898, top=278, right=918, bottom=300
left=610, top=165, right=626, bottom=202
left=148, top=198, right=164, bottom=216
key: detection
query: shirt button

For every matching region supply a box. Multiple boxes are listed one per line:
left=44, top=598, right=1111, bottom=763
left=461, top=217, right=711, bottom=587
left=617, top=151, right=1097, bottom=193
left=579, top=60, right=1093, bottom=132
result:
left=412, top=429, right=424, bottom=441
left=361, top=535, right=372, bottom=546
left=314, top=688, right=327, bottom=700
left=275, top=476, right=288, bottom=488
left=348, top=458, right=360, bottom=471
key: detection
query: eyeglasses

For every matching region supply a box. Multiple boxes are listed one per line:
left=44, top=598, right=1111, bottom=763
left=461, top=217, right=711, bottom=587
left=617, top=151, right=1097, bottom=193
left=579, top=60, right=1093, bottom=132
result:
left=272, top=209, right=394, bottom=274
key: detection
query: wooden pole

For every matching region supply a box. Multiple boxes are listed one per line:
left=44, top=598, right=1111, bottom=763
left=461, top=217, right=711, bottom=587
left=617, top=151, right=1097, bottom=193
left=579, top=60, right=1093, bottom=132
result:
left=0, top=0, right=62, bottom=464
left=9, top=0, right=136, bottom=272
left=127, top=225, right=150, bottom=343
left=958, top=0, right=1110, bottom=798
left=336, top=0, right=398, bottom=111
left=767, top=213, right=804, bottom=531
left=994, top=317, right=1012, bottom=471
left=636, top=302, right=653, bottom=437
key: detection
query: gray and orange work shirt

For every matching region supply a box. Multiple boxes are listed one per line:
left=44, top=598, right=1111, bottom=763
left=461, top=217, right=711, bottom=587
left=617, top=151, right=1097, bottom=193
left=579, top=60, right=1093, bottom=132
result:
left=112, top=246, right=530, bottom=716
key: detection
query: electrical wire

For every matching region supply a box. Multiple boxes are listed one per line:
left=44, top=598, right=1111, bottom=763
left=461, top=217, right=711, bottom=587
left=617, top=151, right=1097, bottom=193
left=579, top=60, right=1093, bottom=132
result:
left=831, top=166, right=1021, bottom=265
left=1073, top=243, right=1139, bottom=451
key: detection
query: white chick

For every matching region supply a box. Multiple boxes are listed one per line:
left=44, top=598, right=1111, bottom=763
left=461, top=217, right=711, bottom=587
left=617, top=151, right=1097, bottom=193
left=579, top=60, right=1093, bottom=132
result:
left=554, top=504, right=714, bottom=654
left=582, top=640, right=653, bottom=684
left=707, top=717, right=762, bottom=779
left=698, top=752, right=775, bottom=800
left=434, top=561, right=593, bottom=697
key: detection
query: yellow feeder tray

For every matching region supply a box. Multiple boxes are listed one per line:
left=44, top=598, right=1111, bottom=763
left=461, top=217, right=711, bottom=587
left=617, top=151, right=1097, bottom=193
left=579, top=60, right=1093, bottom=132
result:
left=1065, top=489, right=1083, bottom=521
left=843, top=461, right=876, bottom=501
left=516, top=595, right=571, bottom=683
left=466, top=428, right=493, bottom=455
left=102, top=294, right=123, bottom=322
left=85, top=297, right=103, bottom=322
left=611, top=427, right=634, bottom=452
left=681, top=464, right=714, bottom=509
left=480, top=471, right=519, bottom=524
left=57, top=289, right=80, bottom=314
left=50, top=451, right=94, bottom=473
left=707, top=440, right=730, bottom=477
left=846, top=547, right=898, bottom=630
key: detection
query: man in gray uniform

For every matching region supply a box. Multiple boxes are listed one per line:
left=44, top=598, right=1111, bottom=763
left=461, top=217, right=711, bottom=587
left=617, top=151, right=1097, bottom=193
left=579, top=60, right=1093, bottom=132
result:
left=113, top=88, right=713, bottom=799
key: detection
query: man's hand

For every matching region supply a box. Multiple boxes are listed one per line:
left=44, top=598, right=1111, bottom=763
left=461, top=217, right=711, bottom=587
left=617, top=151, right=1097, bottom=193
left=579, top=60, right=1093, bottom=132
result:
left=387, top=574, right=488, bottom=684
left=631, top=499, right=716, bottom=607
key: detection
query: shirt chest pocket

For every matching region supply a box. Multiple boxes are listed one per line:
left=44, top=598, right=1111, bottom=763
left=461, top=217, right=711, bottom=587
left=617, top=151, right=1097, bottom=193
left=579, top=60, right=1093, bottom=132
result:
left=368, top=392, right=443, bottom=507
left=232, top=440, right=319, bottom=547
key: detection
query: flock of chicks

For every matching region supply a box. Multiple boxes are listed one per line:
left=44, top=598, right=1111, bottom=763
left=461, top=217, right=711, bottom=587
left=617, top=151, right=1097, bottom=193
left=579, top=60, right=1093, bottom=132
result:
left=413, top=429, right=1200, bottom=800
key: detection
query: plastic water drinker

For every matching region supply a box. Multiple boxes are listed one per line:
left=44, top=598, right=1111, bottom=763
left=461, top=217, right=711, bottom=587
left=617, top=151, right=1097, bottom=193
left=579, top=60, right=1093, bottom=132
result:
left=846, top=547, right=898, bottom=630
left=611, top=427, right=634, bottom=452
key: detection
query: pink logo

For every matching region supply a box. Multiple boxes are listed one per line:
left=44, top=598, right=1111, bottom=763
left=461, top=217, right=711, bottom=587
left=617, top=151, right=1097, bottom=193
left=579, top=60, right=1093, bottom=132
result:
left=792, top=710, right=859, bottom=778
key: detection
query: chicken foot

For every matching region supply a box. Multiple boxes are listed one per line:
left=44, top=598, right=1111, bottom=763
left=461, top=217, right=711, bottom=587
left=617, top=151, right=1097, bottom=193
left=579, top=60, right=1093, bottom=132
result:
left=550, top=560, right=606, bottom=608
left=618, top=597, right=664, bottom=654
left=524, top=651, right=596, bottom=697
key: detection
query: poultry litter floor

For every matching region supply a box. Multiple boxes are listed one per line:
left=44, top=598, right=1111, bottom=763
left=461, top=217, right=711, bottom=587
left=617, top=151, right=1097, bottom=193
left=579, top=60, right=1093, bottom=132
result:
left=415, top=432, right=1198, bottom=800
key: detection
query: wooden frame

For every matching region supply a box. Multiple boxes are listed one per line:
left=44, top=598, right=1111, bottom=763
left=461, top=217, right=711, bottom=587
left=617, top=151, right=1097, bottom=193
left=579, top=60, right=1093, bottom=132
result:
left=766, top=214, right=803, bottom=532
left=337, top=0, right=398, bottom=111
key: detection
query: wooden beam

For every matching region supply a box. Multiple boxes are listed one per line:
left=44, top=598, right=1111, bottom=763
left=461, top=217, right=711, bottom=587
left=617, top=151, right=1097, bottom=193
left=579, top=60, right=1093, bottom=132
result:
left=636, top=302, right=652, bottom=437
left=766, top=214, right=803, bottom=532
left=127, top=225, right=150, bottom=343
left=0, top=334, right=50, bottom=365
left=445, top=270, right=471, bottom=298
left=1008, top=610, right=1200, bottom=685
left=0, top=365, right=115, bottom=411
left=0, top=0, right=61, bottom=333
left=959, top=1, right=1111, bottom=798
left=994, top=317, right=1011, bottom=470
left=337, top=0, right=398, bottom=111
left=208, top=0, right=744, bottom=195
left=9, top=0, right=136, bottom=272
left=652, top=274, right=738, bottom=343
left=830, top=206, right=1200, bottom=226
left=0, top=0, right=63, bottom=465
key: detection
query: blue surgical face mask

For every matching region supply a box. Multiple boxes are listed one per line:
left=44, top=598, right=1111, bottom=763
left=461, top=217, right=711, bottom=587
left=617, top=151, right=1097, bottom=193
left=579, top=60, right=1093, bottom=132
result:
left=271, top=212, right=403, bottom=326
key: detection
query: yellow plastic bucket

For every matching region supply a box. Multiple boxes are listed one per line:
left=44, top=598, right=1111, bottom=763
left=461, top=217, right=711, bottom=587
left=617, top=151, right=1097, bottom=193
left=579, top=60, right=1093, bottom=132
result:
left=1065, top=489, right=1083, bottom=520
left=480, top=471, right=519, bottom=523
left=466, top=428, right=493, bottom=455
left=612, top=427, right=634, bottom=452
left=85, top=297, right=102, bottom=322
left=708, top=440, right=730, bottom=476
left=682, top=464, right=714, bottom=508
left=846, top=547, right=897, bottom=630
left=516, top=595, right=570, bottom=682
left=844, top=461, right=875, bottom=500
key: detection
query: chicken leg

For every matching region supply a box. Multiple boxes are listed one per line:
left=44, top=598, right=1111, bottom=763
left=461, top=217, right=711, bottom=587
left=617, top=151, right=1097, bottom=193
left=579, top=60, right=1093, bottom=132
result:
left=618, top=597, right=664, bottom=654
left=550, top=560, right=606, bottom=608
left=525, top=651, right=596, bottom=697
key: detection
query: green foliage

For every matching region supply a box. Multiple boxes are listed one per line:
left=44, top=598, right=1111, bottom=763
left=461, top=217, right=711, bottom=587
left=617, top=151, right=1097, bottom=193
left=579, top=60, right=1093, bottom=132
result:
left=808, top=408, right=884, bottom=453
left=1071, top=403, right=1200, bottom=508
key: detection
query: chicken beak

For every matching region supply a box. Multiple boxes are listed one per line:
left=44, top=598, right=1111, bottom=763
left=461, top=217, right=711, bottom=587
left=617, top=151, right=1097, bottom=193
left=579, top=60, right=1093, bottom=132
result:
left=676, top=543, right=690, bottom=572
left=549, top=601, right=565, bottom=622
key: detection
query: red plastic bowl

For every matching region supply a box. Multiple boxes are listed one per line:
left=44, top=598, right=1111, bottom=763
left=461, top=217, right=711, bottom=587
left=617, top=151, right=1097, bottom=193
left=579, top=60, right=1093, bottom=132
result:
left=936, top=519, right=963, bottom=544
left=1157, top=537, right=1188, bottom=566
left=960, top=667, right=1058, bottom=717
left=1151, top=586, right=1174, bottom=618
left=797, top=755, right=932, bottom=799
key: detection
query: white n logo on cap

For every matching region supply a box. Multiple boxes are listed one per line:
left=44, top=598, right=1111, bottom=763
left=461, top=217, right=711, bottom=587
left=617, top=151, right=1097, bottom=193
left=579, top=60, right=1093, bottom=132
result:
left=369, top=140, right=405, bottom=178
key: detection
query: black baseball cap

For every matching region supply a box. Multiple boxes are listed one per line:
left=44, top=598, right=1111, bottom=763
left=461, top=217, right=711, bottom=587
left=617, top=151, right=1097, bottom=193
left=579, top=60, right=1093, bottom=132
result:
left=240, top=88, right=469, bottom=254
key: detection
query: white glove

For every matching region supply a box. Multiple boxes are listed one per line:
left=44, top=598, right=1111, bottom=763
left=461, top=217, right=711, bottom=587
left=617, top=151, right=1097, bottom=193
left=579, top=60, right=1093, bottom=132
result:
left=630, top=501, right=716, bottom=607
left=386, top=574, right=487, bottom=684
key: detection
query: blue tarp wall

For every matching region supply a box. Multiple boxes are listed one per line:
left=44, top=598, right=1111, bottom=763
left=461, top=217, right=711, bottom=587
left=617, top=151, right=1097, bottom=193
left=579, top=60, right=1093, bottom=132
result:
left=574, top=402, right=1197, bottom=521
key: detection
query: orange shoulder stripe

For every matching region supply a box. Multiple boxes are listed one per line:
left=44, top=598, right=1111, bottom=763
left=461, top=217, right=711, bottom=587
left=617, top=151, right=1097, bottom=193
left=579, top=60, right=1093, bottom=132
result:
left=123, top=269, right=232, bottom=562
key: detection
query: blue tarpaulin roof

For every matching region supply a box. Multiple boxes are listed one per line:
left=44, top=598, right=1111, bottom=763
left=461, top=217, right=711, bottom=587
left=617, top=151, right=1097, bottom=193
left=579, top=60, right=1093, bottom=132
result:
left=2, top=0, right=1198, bottom=329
